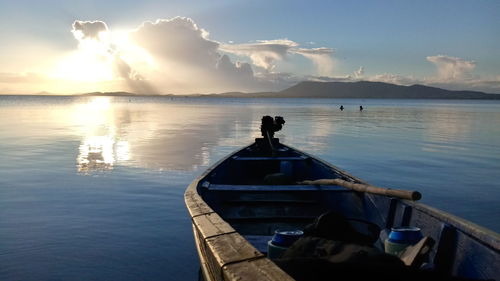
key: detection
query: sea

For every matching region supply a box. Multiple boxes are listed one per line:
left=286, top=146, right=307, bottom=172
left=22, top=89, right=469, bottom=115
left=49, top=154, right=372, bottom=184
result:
left=1, top=95, right=499, bottom=281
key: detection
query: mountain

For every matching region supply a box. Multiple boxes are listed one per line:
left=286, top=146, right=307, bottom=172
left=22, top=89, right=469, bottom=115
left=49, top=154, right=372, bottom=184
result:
left=71, top=81, right=499, bottom=99
left=275, top=81, right=499, bottom=99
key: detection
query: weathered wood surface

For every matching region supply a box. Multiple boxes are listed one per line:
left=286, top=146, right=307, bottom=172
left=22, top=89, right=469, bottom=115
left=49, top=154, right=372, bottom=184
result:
left=207, top=184, right=348, bottom=191
left=185, top=185, right=213, bottom=217
left=232, top=156, right=308, bottom=161
left=193, top=213, right=236, bottom=239
left=299, top=178, right=421, bottom=201
left=204, top=233, right=264, bottom=281
left=223, top=258, right=294, bottom=281
left=400, top=236, right=435, bottom=267
left=205, top=233, right=264, bottom=266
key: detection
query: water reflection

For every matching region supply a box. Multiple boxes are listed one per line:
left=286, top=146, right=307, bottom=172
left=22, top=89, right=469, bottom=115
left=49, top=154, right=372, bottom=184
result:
left=74, top=97, right=121, bottom=173
left=424, top=108, right=472, bottom=138
left=73, top=97, right=255, bottom=173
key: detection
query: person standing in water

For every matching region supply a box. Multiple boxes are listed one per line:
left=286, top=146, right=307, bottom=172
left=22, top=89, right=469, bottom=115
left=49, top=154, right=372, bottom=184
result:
left=340, top=105, right=344, bottom=111
left=359, top=105, right=364, bottom=111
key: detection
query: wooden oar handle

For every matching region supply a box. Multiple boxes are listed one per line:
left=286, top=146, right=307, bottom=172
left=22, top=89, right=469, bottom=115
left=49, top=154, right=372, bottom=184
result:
left=298, top=179, right=422, bottom=201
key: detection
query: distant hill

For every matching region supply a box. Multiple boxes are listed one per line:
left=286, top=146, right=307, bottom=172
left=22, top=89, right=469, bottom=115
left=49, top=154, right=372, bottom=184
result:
left=274, top=81, right=499, bottom=99
left=81, top=91, right=145, bottom=96
left=70, top=81, right=499, bottom=99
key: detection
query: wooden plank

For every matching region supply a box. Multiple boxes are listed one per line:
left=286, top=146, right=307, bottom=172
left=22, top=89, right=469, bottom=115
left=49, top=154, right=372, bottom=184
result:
left=208, top=184, right=349, bottom=191
left=225, top=216, right=317, bottom=222
left=448, top=228, right=499, bottom=279
left=401, top=205, right=413, bottom=226
left=185, top=186, right=213, bottom=217
left=231, top=221, right=312, bottom=236
left=205, top=233, right=265, bottom=280
left=223, top=257, right=294, bottom=281
left=299, top=179, right=421, bottom=201
left=220, top=204, right=323, bottom=220
left=400, top=236, right=435, bottom=267
left=222, top=199, right=316, bottom=204
left=193, top=225, right=219, bottom=281
left=193, top=213, right=235, bottom=239
left=232, top=156, right=308, bottom=161
left=433, top=224, right=456, bottom=274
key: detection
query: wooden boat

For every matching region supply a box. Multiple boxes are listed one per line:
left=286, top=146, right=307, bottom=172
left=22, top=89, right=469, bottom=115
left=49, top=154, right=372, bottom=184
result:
left=185, top=116, right=499, bottom=281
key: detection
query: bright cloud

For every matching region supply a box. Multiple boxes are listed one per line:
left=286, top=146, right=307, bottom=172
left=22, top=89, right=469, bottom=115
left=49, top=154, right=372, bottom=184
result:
left=126, top=17, right=256, bottom=93
left=426, top=55, right=476, bottom=81
left=220, top=40, right=335, bottom=76
left=293, top=48, right=334, bottom=76
left=365, top=56, right=500, bottom=94
left=130, top=17, right=220, bottom=68
left=220, top=39, right=297, bottom=71
left=72, top=20, right=109, bottom=41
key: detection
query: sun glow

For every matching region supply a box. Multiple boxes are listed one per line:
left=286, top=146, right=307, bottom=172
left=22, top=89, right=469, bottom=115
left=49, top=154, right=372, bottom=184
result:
left=50, top=30, right=154, bottom=84
left=111, top=30, right=157, bottom=70
left=52, top=34, right=114, bottom=82
left=53, top=51, right=114, bottom=82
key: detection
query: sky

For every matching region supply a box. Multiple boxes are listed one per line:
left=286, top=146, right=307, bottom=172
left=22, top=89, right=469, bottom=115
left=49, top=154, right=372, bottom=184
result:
left=0, top=0, right=499, bottom=94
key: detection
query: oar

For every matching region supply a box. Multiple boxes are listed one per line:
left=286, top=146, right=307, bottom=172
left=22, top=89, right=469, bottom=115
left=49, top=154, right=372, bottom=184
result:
left=298, top=179, right=422, bottom=201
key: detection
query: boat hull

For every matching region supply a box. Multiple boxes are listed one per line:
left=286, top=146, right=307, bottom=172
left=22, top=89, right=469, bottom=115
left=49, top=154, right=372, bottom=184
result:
left=185, top=142, right=500, bottom=281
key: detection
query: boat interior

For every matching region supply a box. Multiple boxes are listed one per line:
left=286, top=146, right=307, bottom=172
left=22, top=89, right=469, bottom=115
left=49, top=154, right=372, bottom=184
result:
left=197, top=140, right=499, bottom=278
left=199, top=141, right=386, bottom=252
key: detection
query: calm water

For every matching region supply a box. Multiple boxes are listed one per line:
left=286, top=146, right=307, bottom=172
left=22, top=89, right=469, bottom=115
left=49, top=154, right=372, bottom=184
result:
left=1, top=96, right=499, bottom=280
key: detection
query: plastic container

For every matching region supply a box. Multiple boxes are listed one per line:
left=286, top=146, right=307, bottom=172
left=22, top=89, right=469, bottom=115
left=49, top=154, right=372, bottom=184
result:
left=267, top=230, right=303, bottom=259
left=384, top=227, right=423, bottom=257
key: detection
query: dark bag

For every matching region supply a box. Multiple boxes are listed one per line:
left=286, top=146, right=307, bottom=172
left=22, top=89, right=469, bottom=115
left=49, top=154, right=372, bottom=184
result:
left=275, top=212, right=485, bottom=281
left=302, top=211, right=381, bottom=245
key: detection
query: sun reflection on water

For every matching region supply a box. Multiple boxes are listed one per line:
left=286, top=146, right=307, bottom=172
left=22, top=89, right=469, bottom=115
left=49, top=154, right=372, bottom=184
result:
left=74, top=97, right=131, bottom=173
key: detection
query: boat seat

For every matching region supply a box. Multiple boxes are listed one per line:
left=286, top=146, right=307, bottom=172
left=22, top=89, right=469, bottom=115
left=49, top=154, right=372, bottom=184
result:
left=206, top=184, right=350, bottom=191
left=232, top=155, right=309, bottom=161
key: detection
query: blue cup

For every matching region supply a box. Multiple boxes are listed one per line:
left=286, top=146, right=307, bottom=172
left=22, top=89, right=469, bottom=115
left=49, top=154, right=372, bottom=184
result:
left=385, top=227, right=423, bottom=256
left=271, top=230, right=304, bottom=247
left=388, top=227, right=423, bottom=245
left=268, top=230, right=303, bottom=259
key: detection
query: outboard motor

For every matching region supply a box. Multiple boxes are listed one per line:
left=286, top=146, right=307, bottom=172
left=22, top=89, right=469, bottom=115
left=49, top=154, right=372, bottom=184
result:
left=257, top=115, right=285, bottom=155
left=261, top=115, right=285, bottom=139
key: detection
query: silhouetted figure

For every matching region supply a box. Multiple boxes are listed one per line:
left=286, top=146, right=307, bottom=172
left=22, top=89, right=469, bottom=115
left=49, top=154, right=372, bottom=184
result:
left=340, top=105, right=344, bottom=111
left=359, top=105, right=364, bottom=111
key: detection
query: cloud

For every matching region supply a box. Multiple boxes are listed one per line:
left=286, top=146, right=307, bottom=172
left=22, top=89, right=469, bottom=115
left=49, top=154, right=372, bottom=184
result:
left=69, top=20, right=159, bottom=94
left=353, top=66, right=364, bottom=78
left=130, top=17, right=220, bottom=69
left=125, top=17, right=262, bottom=93
left=216, top=55, right=253, bottom=82
left=368, top=73, right=419, bottom=85
left=221, top=40, right=335, bottom=76
left=426, top=55, right=476, bottom=81
left=220, top=39, right=297, bottom=71
left=72, top=20, right=109, bottom=41
left=364, top=57, right=500, bottom=94
left=112, top=55, right=158, bottom=94
left=293, top=47, right=334, bottom=76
